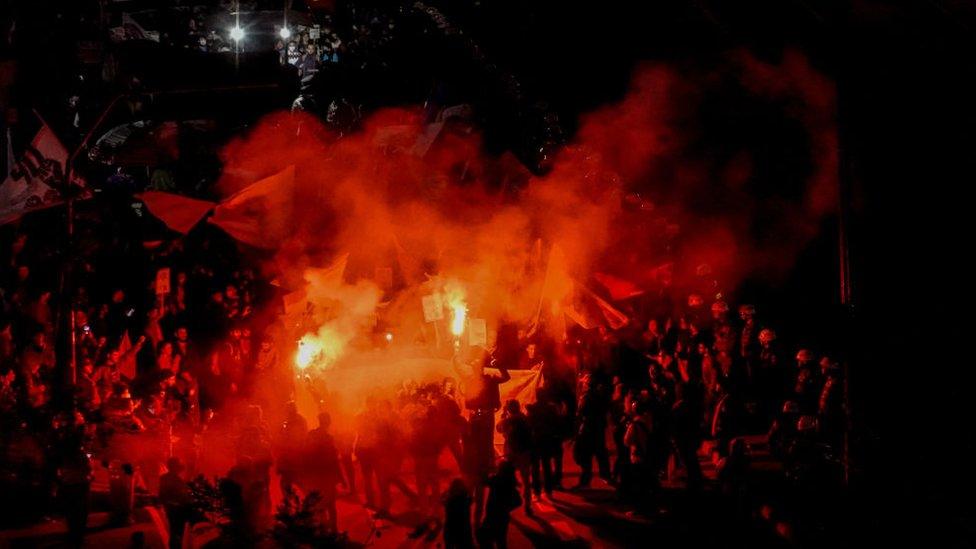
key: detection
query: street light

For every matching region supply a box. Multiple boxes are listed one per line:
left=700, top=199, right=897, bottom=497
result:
left=230, top=26, right=245, bottom=41
left=279, top=26, right=291, bottom=40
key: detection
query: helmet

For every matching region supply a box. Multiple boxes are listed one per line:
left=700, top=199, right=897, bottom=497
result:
left=782, top=401, right=800, bottom=415
left=687, top=294, right=704, bottom=307
left=711, top=301, right=729, bottom=314
left=738, top=304, right=756, bottom=317
left=796, top=349, right=814, bottom=363
left=759, top=329, right=776, bottom=344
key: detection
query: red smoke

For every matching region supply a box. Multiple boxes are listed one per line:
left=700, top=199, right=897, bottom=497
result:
left=207, top=49, right=837, bottom=413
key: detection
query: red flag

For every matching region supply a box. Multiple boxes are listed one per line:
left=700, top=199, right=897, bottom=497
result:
left=209, top=165, right=296, bottom=249
left=393, top=235, right=423, bottom=284
left=594, top=272, right=645, bottom=301
left=565, top=281, right=630, bottom=330
left=117, top=333, right=138, bottom=380
left=137, top=191, right=216, bottom=234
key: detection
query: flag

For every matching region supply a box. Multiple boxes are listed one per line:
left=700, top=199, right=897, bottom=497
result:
left=393, top=235, right=423, bottom=284
left=410, top=122, right=444, bottom=157
left=209, top=165, right=296, bottom=249
left=492, top=365, right=543, bottom=446
left=566, top=282, right=630, bottom=330
left=527, top=244, right=572, bottom=336
left=137, top=191, right=216, bottom=234
left=0, top=122, right=84, bottom=225
left=305, top=253, right=348, bottom=288
left=594, top=272, right=645, bottom=301
left=117, top=333, right=138, bottom=380
left=112, top=13, right=159, bottom=42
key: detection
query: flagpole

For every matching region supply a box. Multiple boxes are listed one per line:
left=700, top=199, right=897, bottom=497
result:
left=47, top=94, right=125, bottom=390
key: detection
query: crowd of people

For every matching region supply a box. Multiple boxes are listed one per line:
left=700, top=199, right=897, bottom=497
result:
left=0, top=4, right=851, bottom=548
left=1, top=207, right=847, bottom=546
left=0, top=211, right=282, bottom=541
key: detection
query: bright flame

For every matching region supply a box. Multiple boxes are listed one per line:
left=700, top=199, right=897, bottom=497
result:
left=444, top=281, right=468, bottom=337
left=295, top=329, right=344, bottom=371
left=295, top=336, right=320, bottom=370
left=384, top=332, right=394, bottom=342
left=450, top=303, right=467, bottom=336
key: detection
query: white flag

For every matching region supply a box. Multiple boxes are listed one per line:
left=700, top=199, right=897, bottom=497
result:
left=0, top=123, right=83, bottom=225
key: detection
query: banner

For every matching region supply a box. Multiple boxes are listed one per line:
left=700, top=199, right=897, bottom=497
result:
left=421, top=293, right=444, bottom=322
left=0, top=122, right=85, bottom=225
left=137, top=191, right=216, bottom=234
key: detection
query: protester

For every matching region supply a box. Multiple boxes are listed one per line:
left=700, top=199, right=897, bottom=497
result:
left=158, top=457, right=191, bottom=549
left=526, top=387, right=563, bottom=498
left=304, top=411, right=341, bottom=532
left=496, top=399, right=533, bottom=515
left=477, top=460, right=521, bottom=549
left=442, top=477, right=474, bottom=549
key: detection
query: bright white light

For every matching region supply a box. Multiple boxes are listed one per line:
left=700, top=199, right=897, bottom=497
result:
left=279, top=27, right=291, bottom=39
left=450, top=304, right=467, bottom=337
left=384, top=332, right=393, bottom=342
left=295, top=337, right=320, bottom=370
left=230, top=26, right=245, bottom=41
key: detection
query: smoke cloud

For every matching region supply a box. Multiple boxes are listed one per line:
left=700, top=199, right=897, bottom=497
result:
left=210, top=49, right=837, bottom=412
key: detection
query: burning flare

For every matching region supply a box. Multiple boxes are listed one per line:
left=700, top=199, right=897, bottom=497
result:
left=450, top=303, right=467, bottom=336
left=294, top=329, right=343, bottom=371
left=443, top=280, right=468, bottom=337
left=295, top=336, right=321, bottom=370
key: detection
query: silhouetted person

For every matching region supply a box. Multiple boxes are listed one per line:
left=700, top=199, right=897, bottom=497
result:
left=526, top=388, right=563, bottom=498
left=58, top=446, right=92, bottom=548
left=305, top=411, right=341, bottom=532
left=442, top=478, right=474, bottom=549
left=672, top=379, right=704, bottom=491
left=496, top=399, right=533, bottom=514
left=410, top=403, right=444, bottom=516
left=277, top=401, right=308, bottom=493
left=159, top=457, right=191, bottom=549
left=477, top=460, right=521, bottom=549
left=574, top=374, right=611, bottom=488
left=457, top=354, right=509, bottom=521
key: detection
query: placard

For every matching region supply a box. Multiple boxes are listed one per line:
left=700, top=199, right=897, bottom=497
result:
left=468, top=318, right=487, bottom=347
left=155, top=268, right=171, bottom=295
left=422, top=293, right=444, bottom=322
